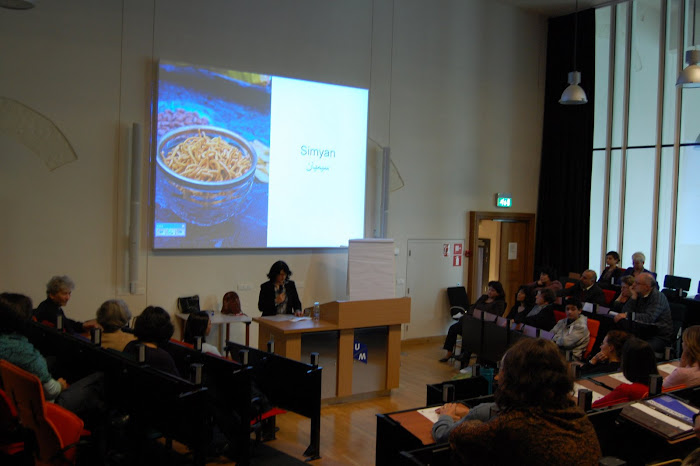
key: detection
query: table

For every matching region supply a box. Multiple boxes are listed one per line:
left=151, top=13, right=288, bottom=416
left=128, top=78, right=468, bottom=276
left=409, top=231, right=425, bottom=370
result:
left=253, top=297, right=411, bottom=399
left=176, top=312, right=252, bottom=351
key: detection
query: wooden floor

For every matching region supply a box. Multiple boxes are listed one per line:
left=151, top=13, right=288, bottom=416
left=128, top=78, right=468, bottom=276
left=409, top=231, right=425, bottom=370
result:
left=205, top=338, right=460, bottom=465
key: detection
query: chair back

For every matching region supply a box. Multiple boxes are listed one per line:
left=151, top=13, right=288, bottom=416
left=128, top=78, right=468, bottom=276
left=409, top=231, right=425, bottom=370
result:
left=0, top=387, right=25, bottom=456
left=446, top=287, right=468, bottom=318
left=553, top=310, right=566, bottom=322
left=602, top=289, right=616, bottom=306
left=0, top=360, right=84, bottom=465
left=583, top=318, right=601, bottom=359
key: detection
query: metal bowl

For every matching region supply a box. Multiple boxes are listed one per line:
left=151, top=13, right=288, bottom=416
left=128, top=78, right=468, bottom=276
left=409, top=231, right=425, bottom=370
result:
left=156, top=125, right=257, bottom=226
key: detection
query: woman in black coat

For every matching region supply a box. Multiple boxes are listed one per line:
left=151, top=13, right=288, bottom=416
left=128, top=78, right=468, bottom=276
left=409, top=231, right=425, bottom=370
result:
left=258, top=260, right=302, bottom=316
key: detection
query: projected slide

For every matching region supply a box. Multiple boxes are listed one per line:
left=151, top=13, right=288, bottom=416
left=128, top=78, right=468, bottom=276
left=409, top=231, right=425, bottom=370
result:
left=153, top=61, right=368, bottom=249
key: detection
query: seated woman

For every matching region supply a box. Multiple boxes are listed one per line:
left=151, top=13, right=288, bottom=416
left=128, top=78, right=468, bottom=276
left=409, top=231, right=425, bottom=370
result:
left=526, top=266, right=562, bottom=294
left=440, top=281, right=506, bottom=362
left=504, top=286, right=534, bottom=321
left=514, top=288, right=557, bottom=330
left=124, top=306, right=180, bottom=377
left=96, top=299, right=136, bottom=351
left=610, top=275, right=634, bottom=314
left=0, top=293, right=104, bottom=421
left=663, top=326, right=700, bottom=389
left=550, top=299, right=590, bottom=361
left=221, top=291, right=244, bottom=315
left=598, top=250, right=624, bottom=285
left=449, top=338, right=601, bottom=465
left=621, top=251, right=656, bottom=281
left=579, top=330, right=631, bottom=375
left=258, top=261, right=302, bottom=316
left=592, top=338, right=659, bottom=408
left=0, top=293, right=68, bottom=401
left=184, top=311, right=221, bottom=356
left=33, top=275, right=98, bottom=333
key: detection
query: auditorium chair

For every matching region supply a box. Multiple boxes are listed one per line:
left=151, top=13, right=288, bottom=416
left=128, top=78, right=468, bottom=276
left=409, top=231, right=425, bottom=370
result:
left=0, top=360, right=89, bottom=466
left=446, top=286, right=469, bottom=320
left=0, top=387, right=26, bottom=461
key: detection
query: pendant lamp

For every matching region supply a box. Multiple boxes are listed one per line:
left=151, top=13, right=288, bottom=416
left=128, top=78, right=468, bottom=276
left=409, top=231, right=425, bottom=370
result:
left=677, top=0, right=700, bottom=87
left=560, top=0, right=588, bottom=105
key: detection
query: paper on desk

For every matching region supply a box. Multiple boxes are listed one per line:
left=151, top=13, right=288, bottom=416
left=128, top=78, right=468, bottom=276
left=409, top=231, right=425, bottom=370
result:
left=453, top=312, right=464, bottom=319
left=572, top=383, right=605, bottom=403
left=291, top=316, right=311, bottom=322
left=630, top=403, right=692, bottom=431
left=417, top=407, right=441, bottom=424
left=657, top=363, right=678, bottom=376
left=261, top=314, right=295, bottom=322
left=608, top=372, right=632, bottom=384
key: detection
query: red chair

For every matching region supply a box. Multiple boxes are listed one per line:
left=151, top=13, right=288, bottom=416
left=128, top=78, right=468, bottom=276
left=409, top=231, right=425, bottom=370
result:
left=602, top=289, right=616, bottom=306
left=583, top=318, right=601, bottom=359
left=0, top=387, right=25, bottom=458
left=0, top=360, right=89, bottom=465
left=553, top=310, right=566, bottom=322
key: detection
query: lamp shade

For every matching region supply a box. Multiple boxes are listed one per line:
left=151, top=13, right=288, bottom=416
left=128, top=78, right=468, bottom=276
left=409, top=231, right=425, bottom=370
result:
left=559, top=71, right=588, bottom=105
left=676, top=50, right=700, bottom=88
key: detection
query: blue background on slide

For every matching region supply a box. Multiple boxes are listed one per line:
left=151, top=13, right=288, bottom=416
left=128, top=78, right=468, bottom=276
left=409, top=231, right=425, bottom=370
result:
left=154, top=65, right=271, bottom=248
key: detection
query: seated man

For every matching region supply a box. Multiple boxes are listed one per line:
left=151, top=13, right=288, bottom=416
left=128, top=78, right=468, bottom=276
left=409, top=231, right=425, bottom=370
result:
left=558, top=269, right=606, bottom=306
left=34, top=275, right=97, bottom=333
left=514, top=288, right=556, bottom=331
left=550, top=299, right=590, bottom=360
left=614, top=273, right=672, bottom=353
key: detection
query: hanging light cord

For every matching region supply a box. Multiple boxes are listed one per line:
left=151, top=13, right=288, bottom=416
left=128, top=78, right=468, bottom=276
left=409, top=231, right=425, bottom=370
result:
left=573, top=0, right=579, bottom=71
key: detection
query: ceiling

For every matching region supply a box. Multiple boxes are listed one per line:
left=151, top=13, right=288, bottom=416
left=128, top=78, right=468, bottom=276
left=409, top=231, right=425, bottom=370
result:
left=497, top=0, right=619, bottom=17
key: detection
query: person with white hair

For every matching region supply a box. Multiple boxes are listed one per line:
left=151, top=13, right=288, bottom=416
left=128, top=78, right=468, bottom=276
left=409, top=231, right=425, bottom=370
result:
left=614, top=272, right=672, bottom=353
left=34, top=275, right=98, bottom=333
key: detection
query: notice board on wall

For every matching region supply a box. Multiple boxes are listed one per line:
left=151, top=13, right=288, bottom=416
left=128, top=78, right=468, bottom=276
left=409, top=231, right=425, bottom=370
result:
left=347, top=239, right=395, bottom=300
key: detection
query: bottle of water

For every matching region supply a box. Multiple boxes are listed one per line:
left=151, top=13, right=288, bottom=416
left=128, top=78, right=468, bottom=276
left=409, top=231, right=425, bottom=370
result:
left=312, top=301, right=320, bottom=321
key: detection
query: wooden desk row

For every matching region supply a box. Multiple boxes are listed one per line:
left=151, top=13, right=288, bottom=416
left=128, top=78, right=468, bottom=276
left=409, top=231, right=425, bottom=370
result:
left=376, top=360, right=689, bottom=466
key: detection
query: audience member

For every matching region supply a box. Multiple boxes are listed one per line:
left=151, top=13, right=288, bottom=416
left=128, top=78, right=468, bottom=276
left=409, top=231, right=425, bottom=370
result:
left=598, top=251, right=624, bottom=285
left=34, top=275, right=98, bottom=333
left=432, top=401, right=499, bottom=443
left=614, top=273, right=673, bottom=353
left=221, top=291, right=244, bottom=315
left=440, top=281, right=506, bottom=362
left=0, top=292, right=104, bottom=420
left=184, top=311, right=221, bottom=356
left=258, top=261, right=302, bottom=316
left=611, top=275, right=635, bottom=314
left=550, top=299, right=590, bottom=360
left=504, top=286, right=534, bottom=320
left=579, top=330, right=631, bottom=375
left=96, top=299, right=136, bottom=351
left=124, top=306, right=180, bottom=377
left=592, top=338, right=658, bottom=408
left=663, top=326, right=700, bottom=389
left=514, top=288, right=557, bottom=331
left=527, top=266, right=562, bottom=294
left=558, top=269, right=606, bottom=306
left=621, top=251, right=656, bottom=281
left=449, top=338, right=601, bottom=465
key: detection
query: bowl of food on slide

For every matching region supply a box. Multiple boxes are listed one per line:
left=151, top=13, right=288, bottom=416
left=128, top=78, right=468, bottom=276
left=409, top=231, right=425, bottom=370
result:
left=156, top=125, right=257, bottom=226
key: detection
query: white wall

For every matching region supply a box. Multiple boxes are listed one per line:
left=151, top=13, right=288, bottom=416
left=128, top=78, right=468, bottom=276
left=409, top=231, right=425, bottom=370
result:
left=0, top=0, right=546, bottom=342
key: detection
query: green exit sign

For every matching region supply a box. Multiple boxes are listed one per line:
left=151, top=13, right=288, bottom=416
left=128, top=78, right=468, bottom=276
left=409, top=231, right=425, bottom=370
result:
left=496, top=193, right=512, bottom=208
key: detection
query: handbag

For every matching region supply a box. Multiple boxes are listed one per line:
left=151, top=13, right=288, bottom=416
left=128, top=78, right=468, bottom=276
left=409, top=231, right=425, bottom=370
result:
left=177, top=295, right=200, bottom=314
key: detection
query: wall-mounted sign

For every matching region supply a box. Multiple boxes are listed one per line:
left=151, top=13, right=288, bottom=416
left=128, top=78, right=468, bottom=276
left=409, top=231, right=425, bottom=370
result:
left=496, top=193, right=512, bottom=208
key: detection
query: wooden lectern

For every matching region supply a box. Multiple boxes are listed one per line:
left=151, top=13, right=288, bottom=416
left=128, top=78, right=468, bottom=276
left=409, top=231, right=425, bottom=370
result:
left=254, top=297, right=410, bottom=399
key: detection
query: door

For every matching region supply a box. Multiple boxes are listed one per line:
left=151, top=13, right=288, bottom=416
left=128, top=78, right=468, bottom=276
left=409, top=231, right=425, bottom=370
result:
left=499, top=221, right=530, bottom=307
left=405, top=239, right=464, bottom=340
left=467, top=212, right=535, bottom=309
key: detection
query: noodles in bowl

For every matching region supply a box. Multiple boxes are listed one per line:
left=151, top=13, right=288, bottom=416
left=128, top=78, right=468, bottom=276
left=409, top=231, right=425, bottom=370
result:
left=156, top=125, right=257, bottom=226
left=162, top=130, right=253, bottom=183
